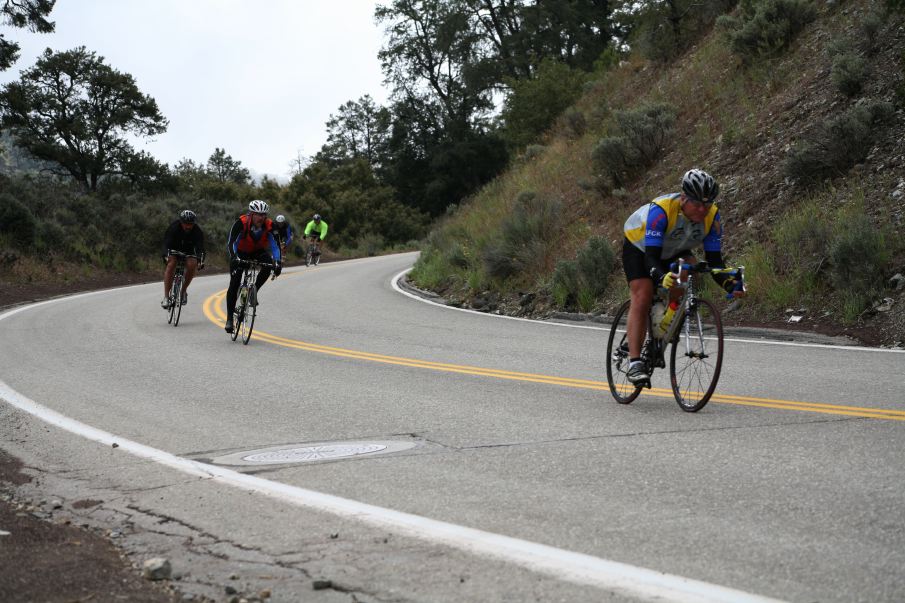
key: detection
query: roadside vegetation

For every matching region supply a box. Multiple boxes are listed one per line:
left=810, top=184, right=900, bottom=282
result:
left=410, top=0, right=905, bottom=343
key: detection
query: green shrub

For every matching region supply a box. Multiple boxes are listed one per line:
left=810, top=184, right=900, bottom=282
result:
left=592, top=103, right=676, bottom=188
left=827, top=211, right=889, bottom=295
left=482, top=193, right=563, bottom=281
left=831, top=52, right=868, bottom=97
left=783, top=101, right=894, bottom=186
left=576, top=236, right=616, bottom=297
left=772, top=200, right=830, bottom=282
left=563, top=108, right=588, bottom=139
left=0, top=193, right=37, bottom=248
left=633, top=0, right=739, bottom=63
left=552, top=259, right=580, bottom=307
left=719, top=0, right=816, bottom=63
left=888, top=0, right=905, bottom=13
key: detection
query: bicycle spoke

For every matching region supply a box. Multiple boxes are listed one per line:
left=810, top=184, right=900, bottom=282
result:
left=606, top=300, right=643, bottom=404
left=669, top=300, right=723, bottom=412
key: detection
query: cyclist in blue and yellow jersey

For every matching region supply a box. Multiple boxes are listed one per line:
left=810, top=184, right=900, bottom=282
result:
left=303, top=214, right=328, bottom=257
left=621, top=169, right=743, bottom=384
left=272, top=214, right=293, bottom=254
left=223, top=200, right=282, bottom=334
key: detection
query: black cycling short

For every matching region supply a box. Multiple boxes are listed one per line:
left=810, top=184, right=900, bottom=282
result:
left=622, top=238, right=694, bottom=282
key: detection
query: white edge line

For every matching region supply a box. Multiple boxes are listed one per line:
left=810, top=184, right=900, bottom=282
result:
left=0, top=292, right=784, bottom=603
left=0, top=379, right=783, bottom=603
left=392, top=269, right=905, bottom=354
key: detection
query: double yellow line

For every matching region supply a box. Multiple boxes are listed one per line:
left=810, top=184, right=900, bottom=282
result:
left=203, top=290, right=905, bottom=422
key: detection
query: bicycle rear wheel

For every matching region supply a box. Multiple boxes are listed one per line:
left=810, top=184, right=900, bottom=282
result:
left=669, top=299, right=723, bottom=412
left=172, top=275, right=183, bottom=327
left=606, top=300, right=644, bottom=404
left=305, top=248, right=313, bottom=266
left=240, top=285, right=257, bottom=344
left=314, top=250, right=321, bottom=266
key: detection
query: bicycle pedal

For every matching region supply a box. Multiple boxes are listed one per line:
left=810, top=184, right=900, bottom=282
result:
left=639, top=379, right=652, bottom=389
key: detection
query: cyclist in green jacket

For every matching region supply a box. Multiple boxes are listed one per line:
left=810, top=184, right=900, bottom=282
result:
left=304, top=214, right=328, bottom=258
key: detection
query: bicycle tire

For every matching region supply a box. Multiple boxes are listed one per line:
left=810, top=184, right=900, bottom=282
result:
left=241, top=285, right=256, bottom=344
left=167, top=274, right=179, bottom=325
left=314, top=252, right=321, bottom=266
left=172, top=275, right=183, bottom=327
left=231, top=286, right=245, bottom=342
left=669, top=298, right=723, bottom=412
left=606, top=299, right=644, bottom=404
left=305, top=248, right=313, bottom=267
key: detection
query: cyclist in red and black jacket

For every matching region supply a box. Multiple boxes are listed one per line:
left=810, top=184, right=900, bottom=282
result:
left=223, top=200, right=282, bottom=333
left=161, top=210, right=205, bottom=309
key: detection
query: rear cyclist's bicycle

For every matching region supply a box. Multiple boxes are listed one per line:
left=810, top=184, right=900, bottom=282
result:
left=606, top=261, right=745, bottom=412
left=164, top=250, right=199, bottom=327
left=231, top=259, right=277, bottom=345
left=305, top=239, right=321, bottom=266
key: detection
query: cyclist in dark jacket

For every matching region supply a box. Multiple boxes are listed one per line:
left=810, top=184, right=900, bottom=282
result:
left=272, top=214, right=293, bottom=254
left=161, top=210, right=205, bottom=308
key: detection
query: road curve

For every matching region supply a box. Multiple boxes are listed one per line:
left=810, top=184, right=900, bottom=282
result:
left=1, top=252, right=904, bottom=602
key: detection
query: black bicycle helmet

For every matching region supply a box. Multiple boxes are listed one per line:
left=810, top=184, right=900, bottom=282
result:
left=313, top=214, right=321, bottom=222
left=681, top=169, right=719, bottom=204
left=179, top=209, right=196, bottom=224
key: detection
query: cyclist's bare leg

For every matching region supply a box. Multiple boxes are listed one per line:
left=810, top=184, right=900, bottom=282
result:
left=183, top=257, right=198, bottom=292
left=627, top=277, right=654, bottom=358
left=163, top=255, right=178, bottom=298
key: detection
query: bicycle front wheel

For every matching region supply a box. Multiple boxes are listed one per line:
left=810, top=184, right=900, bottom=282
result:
left=172, top=276, right=183, bottom=327
left=231, top=286, right=246, bottom=342
left=606, top=300, right=643, bottom=404
left=669, top=299, right=723, bottom=412
left=240, top=285, right=257, bottom=344
left=167, top=276, right=180, bottom=325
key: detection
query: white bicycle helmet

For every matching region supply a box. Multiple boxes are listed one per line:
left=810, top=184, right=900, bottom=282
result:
left=248, top=199, right=269, bottom=214
left=681, top=169, right=719, bottom=204
left=275, top=214, right=286, bottom=223
left=179, top=209, right=196, bottom=224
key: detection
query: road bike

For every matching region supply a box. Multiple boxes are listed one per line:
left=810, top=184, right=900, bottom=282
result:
left=305, top=239, right=321, bottom=266
left=606, top=260, right=745, bottom=412
left=164, top=251, right=199, bottom=327
left=231, top=259, right=277, bottom=345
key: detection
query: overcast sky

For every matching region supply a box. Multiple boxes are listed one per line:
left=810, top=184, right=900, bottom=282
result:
left=0, top=0, right=389, bottom=181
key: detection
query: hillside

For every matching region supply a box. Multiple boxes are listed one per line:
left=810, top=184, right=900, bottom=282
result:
left=411, top=0, right=905, bottom=346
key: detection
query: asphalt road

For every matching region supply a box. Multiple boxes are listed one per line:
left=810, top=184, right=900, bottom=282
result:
left=1, top=252, right=904, bottom=602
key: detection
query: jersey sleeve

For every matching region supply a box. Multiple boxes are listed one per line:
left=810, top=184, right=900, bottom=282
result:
left=702, top=211, right=722, bottom=253
left=643, top=205, right=667, bottom=249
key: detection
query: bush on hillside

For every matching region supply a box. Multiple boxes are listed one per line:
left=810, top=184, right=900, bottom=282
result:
left=482, top=192, right=563, bottom=281
left=783, top=101, right=894, bottom=186
left=501, top=59, right=587, bottom=150
left=550, top=236, right=616, bottom=310
left=592, top=103, right=676, bottom=189
left=831, top=52, right=868, bottom=97
left=718, top=0, right=816, bottom=63
left=551, top=259, right=580, bottom=307
left=633, top=0, right=739, bottom=63
left=576, top=236, right=616, bottom=298
left=827, top=212, right=889, bottom=296
left=0, top=193, right=37, bottom=248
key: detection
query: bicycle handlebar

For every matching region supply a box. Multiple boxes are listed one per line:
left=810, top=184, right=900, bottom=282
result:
left=667, top=260, right=746, bottom=299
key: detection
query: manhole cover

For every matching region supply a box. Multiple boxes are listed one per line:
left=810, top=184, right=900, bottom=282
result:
left=210, top=440, right=416, bottom=466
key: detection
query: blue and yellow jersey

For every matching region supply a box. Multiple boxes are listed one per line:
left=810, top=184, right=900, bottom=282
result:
left=624, top=193, right=721, bottom=258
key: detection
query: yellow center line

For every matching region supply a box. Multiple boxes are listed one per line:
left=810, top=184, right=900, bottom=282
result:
left=203, top=290, right=905, bottom=422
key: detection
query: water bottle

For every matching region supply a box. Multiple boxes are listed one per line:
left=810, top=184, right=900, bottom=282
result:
left=659, top=300, right=679, bottom=334
left=650, top=300, right=667, bottom=337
